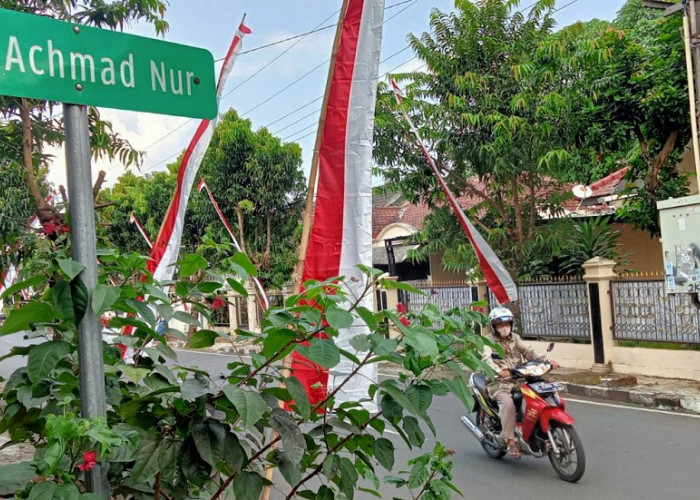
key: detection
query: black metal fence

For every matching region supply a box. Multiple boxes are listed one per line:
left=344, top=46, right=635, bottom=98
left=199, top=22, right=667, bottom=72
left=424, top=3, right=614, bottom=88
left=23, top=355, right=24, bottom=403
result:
left=490, top=280, right=591, bottom=341
left=611, top=279, right=700, bottom=344
left=399, top=284, right=478, bottom=313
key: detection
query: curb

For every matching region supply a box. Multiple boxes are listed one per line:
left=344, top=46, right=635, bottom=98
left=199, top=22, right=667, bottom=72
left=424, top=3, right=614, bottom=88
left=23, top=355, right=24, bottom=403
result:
left=560, top=382, right=700, bottom=416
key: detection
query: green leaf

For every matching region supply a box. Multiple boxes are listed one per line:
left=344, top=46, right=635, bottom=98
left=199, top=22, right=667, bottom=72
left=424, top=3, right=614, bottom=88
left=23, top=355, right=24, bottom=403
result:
left=374, top=438, right=395, bottom=470
left=270, top=408, right=306, bottom=464
left=338, top=456, right=359, bottom=498
left=403, top=329, right=438, bottom=359
left=325, top=306, right=354, bottom=330
left=316, top=485, right=335, bottom=500
left=444, top=376, right=474, bottom=411
left=407, top=458, right=429, bottom=490
left=57, top=258, right=85, bottom=280
left=189, top=329, right=217, bottom=349
left=197, top=281, right=223, bottom=293
left=52, top=281, right=75, bottom=323
left=178, top=253, right=207, bottom=278
left=223, top=385, right=267, bottom=429
left=131, top=435, right=161, bottom=483
left=350, top=334, right=371, bottom=352
left=232, top=252, right=257, bottom=277
left=91, top=284, right=121, bottom=315
left=180, top=377, right=211, bottom=401
left=27, top=482, right=57, bottom=500
left=277, top=449, right=302, bottom=486
left=81, top=494, right=106, bottom=500
left=306, top=337, right=340, bottom=369
left=262, top=328, right=297, bottom=359
left=405, top=385, right=433, bottom=414
left=355, top=306, right=378, bottom=330
left=70, top=279, right=89, bottom=325
left=53, top=483, right=80, bottom=500
left=127, top=299, right=156, bottom=328
left=27, top=341, right=71, bottom=384
left=284, top=376, right=311, bottom=419
left=0, top=302, right=56, bottom=335
left=226, top=277, right=249, bottom=297
left=379, top=381, right=419, bottom=417
left=173, top=310, right=200, bottom=326
left=233, top=471, right=263, bottom=500
left=0, top=275, right=44, bottom=300
left=121, top=365, right=151, bottom=384
left=380, top=279, right=425, bottom=295
left=403, top=416, right=425, bottom=447
left=0, top=462, right=37, bottom=496
left=191, top=420, right=226, bottom=466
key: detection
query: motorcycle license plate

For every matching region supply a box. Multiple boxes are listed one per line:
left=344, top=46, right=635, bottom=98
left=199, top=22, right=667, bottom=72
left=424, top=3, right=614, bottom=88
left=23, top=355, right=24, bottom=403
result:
left=531, top=381, right=565, bottom=394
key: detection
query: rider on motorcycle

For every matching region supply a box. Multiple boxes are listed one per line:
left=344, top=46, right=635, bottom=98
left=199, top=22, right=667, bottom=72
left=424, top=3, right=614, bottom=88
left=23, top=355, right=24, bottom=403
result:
left=482, top=306, right=559, bottom=458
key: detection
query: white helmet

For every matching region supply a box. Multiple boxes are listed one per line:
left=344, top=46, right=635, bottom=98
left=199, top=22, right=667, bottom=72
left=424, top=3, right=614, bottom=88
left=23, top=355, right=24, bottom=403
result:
left=489, top=306, right=514, bottom=325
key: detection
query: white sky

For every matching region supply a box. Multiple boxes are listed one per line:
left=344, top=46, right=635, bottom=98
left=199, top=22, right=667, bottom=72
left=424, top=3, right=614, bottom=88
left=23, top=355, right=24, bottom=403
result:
left=44, top=0, right=628, bottom=190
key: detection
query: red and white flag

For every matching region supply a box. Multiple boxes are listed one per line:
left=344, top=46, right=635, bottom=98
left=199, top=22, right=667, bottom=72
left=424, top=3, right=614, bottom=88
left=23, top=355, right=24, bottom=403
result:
left=129, top=213, right=153, bottom=249
left=196, top=178, right=269, bottom=309
left=290, top=0, right=385, bottom=407
left=390, top=79, right=518, bottom=305
left=147, top=19, right=251, bottom=283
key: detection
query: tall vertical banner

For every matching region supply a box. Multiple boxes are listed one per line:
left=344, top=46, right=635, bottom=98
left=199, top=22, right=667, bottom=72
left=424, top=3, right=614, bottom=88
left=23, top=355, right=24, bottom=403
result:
left=390, top=79, right=518, bottom=304
left=290, top=0, right=385, bottom=406
left=147, top=20, right=251, bottom=282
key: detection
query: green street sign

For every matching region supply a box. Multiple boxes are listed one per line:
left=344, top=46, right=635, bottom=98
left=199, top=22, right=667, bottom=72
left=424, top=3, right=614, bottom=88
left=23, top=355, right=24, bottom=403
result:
left=0, top=8, right=217, bottom=119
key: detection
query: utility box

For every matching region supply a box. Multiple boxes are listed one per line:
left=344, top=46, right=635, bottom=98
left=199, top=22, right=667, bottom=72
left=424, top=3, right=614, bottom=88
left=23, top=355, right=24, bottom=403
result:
left=657, top=195, right=700, bottom=294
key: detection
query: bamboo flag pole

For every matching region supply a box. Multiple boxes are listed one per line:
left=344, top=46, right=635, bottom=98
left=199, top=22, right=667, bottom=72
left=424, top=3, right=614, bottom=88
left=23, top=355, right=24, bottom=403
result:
left=260, top=3, right=351, bottom=499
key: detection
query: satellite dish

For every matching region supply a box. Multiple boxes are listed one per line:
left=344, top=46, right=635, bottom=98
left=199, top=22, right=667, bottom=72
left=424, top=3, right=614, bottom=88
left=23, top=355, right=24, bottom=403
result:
left=572, top=184, right=593, bottom=199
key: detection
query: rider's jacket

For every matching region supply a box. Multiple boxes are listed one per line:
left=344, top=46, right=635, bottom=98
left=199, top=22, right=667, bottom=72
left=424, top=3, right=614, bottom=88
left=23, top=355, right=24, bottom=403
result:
left=481, top=332, right=541, bottom=396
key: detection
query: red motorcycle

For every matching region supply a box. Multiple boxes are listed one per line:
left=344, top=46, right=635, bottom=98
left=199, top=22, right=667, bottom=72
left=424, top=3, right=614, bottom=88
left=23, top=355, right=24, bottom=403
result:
left=461, top=344, right=586, bottom=482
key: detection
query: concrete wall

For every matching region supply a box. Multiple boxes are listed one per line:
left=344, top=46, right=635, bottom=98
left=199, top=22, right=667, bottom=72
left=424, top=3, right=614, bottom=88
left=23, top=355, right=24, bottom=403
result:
left=614, top=223, right=663, bottom=274
left=529, top=341, right=594, bottom=370
left=611, top=346, right=700, bottom=381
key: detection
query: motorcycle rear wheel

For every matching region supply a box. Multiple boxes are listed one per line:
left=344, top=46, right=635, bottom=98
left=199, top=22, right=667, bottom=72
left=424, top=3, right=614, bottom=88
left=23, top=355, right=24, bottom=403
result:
left=547, top=423, right=585, bottom=482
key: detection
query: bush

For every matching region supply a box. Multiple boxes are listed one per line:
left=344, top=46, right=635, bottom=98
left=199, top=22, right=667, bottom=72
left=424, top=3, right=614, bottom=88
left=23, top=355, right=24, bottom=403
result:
left=0, top=248, right=492, bottom=499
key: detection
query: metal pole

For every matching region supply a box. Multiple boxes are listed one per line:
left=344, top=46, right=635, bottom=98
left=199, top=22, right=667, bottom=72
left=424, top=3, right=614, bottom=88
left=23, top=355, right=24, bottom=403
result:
left=63, top=103, right=110, bottom=498
left=683, top=11, right=700, bottom=183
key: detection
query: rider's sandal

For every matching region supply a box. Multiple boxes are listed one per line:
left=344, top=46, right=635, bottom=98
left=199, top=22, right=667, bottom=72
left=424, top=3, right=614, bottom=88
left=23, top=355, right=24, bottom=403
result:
left=507, top=444, right=522, bottom=459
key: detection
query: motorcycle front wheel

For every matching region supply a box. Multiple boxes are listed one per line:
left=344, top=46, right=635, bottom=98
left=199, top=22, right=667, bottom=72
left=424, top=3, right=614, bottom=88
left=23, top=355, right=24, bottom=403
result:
left=478, top=410, right=506, bottom=459
left=547, top=423, right=585, bottom=482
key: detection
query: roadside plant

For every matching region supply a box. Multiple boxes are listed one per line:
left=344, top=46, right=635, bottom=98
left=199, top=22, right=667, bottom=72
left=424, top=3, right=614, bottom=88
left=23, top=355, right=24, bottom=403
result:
left=0, top=245, right=493, bottom=499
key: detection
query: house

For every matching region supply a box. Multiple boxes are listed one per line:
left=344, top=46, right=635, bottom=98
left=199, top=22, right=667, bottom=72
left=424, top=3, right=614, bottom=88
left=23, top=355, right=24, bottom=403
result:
left=371, top=163, right=692, bottom=279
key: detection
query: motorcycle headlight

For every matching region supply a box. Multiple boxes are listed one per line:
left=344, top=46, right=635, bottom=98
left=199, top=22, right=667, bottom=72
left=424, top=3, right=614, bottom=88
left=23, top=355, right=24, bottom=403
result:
left=523, top=364, right=547, bottom=377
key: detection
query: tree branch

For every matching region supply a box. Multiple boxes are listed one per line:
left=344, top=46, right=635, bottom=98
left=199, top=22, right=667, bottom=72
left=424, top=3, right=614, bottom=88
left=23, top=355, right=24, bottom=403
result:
left=644, top=130, right=678, bottom=195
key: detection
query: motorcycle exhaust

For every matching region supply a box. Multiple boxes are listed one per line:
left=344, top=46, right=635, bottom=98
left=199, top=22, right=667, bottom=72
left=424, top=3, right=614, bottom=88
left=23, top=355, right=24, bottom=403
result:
left=460, top=415, right=485, bottom=441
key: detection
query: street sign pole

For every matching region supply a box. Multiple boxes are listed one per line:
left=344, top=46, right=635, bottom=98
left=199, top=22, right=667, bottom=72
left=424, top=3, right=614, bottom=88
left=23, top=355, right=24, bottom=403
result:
left=64, top=103, right=110, bottom=499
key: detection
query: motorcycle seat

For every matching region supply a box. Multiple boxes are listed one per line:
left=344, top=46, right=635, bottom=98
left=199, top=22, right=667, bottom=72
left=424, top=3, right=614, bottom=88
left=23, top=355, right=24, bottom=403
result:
left=472, top=372, right=488, bottom=394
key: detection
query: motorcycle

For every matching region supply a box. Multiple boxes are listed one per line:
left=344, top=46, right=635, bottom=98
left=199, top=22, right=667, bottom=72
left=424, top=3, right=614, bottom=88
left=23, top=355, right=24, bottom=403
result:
left=460, top=343, right=586, bottom=482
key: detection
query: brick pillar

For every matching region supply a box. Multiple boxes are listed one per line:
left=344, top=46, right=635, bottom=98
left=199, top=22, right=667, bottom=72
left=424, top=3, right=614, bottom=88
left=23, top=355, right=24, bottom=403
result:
left=582, top=257, right=617, bottom=372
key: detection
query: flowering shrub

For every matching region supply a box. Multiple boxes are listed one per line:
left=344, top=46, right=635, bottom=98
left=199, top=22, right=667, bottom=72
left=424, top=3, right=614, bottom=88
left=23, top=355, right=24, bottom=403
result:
left=0, top=248, right=492, bottom=499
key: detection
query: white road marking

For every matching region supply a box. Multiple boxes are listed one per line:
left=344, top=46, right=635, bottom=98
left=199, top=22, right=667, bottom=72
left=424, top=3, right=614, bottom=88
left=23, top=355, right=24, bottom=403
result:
left=566, top=397, right=700, bottom=418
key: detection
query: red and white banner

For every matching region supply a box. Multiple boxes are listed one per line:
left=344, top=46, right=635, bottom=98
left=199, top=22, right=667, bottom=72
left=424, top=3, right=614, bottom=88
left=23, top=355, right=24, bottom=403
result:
left=147, top=19, right=251, bottom=283
left=390, top=79, right=518, bottom=305
left=129, top=213, right=153, bottom=249
left=196, top=178, right=269, bottom=309
left=290, top=0, right=385, bottom=407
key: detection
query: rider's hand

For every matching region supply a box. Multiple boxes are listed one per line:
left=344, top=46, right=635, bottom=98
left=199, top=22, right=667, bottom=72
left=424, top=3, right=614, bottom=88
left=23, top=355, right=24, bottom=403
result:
left=498, top=369, right=510, bottom=379
left=550, top=360, right=559, bottom=370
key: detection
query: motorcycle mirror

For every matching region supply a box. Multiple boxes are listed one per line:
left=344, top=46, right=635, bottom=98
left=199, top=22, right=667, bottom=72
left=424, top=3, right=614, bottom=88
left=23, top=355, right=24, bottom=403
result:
left=547, top=342, right=555, bottom=352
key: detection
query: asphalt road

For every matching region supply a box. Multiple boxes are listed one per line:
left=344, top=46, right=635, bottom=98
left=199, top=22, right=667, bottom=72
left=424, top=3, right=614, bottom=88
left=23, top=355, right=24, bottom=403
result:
left=2, top=344, right=698, bottom=499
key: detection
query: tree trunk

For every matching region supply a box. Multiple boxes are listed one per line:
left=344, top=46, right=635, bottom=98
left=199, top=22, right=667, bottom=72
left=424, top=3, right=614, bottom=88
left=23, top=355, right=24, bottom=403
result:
left=20, top=99, right=54, bottom=226
left=511, top=175, right=524, bottom=246
left=235, top=206, right=247, bottom=253
left=644, top=131, right=678, bottom=196
left=264, top=214, right=272, bottom=267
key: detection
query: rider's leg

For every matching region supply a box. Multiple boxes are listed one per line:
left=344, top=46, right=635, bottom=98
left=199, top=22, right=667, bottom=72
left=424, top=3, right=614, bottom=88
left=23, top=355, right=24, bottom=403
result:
left=495, top=391, right=516, bottom=445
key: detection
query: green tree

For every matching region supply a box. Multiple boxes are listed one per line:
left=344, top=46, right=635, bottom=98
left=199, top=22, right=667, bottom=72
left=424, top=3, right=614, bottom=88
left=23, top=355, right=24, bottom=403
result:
left=568, top=0, right=690, bottom=235
left=374, top=0, right=576, bottom=275
left=195, top=109, right=306, bottom=288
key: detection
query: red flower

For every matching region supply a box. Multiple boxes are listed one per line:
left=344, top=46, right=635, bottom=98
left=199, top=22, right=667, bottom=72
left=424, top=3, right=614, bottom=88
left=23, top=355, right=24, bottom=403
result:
left=397, top=302, right=407, bottom=314
left=77, top=450, right=97, bottom=471
left=211, top=297, right=226, bottom=310
left=400, top=316, right=411, bottom=327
